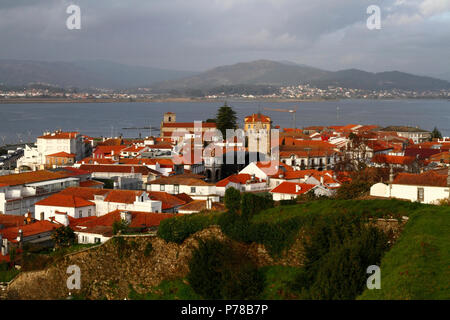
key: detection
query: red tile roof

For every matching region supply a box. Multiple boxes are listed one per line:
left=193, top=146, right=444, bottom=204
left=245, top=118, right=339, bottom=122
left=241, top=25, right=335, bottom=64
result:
left=103, top=190, right=146, bottom=204
left=78, top=164, right=159, bottom=175
left=0, top=220, right=60, bottom=241
left=162, top=122, right=217, bottom=128
left=0, top=215, right=28, bottom=229
left=0, top=170, right=71, bottom=187
left=372, top=155, right=416, bottom=165
left=46, top=152, right=76, bottom=158
left=393, top=171, right=449, bottom=187
left=270, top=182, right=316, bottom=195
left=79, top=180, right=105, bottom=188
left=38, top=132, right=79, bottom=139
left=178, top=200, right=225, bottom=212
left=405, top=148, right=442, bottom=160
left=245, top=113, right=271, bottom=123
left=35, top=194, right=95, bottom=208
left=147, top=191, right=186, bottom=210
left=59, top=187, right=110, bottom=200
left=216, top=174, right=262, bottom=187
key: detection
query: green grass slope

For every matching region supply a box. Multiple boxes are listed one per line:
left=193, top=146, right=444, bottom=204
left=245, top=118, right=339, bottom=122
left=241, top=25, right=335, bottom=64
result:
left=359, top=206, right=450, bottom=300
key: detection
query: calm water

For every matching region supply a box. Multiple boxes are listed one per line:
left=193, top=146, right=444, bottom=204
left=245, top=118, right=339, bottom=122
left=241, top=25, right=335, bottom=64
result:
left=0, top=99, right=449, bottom=144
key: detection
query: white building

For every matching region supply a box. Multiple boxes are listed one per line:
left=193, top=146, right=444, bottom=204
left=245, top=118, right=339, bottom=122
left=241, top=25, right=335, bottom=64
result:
left=16, top=131, right=86, bottom=172
left=215, top=173, right=268, bottom=196
left=270, top=182, right=318, bottom=201
left=370, top=169, right=450, bottom=204
left=0, top=170, right=80, bottom=217
left=147, top=174, right=219, bottom=201
left=34, top=187, right=162, bottom=221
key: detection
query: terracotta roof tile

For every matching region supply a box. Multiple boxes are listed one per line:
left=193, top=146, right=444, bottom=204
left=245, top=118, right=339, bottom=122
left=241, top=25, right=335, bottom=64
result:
left=270, top=182, right=316, bottom=195
left=147, top=191, right=186, bottom=210
left=393, top=171, right=449, bottom=187
left=0, top=170, right=71, bottom=187
left=35, top=194, right=95, bottom=208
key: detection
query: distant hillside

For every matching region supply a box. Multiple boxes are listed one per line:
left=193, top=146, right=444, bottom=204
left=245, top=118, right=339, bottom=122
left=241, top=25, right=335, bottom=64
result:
left=436, top=71, right=450, bottom=82
left=152, top=60, right=331, bottom=91
left=0, top=60, right=196, bottom=89
left=151, top=60, right=450, bottom=92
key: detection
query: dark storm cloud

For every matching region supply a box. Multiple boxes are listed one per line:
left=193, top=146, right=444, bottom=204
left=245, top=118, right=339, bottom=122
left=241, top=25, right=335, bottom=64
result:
left=0, top=0, right=449, bottom=75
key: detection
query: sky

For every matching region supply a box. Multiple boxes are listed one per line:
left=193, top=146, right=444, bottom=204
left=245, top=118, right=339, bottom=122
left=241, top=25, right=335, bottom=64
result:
left=0, top=0, right=449, bottom=76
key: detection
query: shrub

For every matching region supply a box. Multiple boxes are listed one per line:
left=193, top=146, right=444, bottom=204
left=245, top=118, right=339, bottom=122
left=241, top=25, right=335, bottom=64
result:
left=336, top=180, right=372, bottom=199
left=291, top=213, right=389, bottom=299
left=280, top=199, right=297, bottom=206
left=241, top=193, right=274, bottom=221
left=112, top=219, right=130, bottom=235
left=218, top=210, right=251, bottom=243
left=224, top=187, right=241, bottom=212
left=144, top=243, right=153, bottom=257
left=157, top=213, right=219, bottom=244
left=187, top=238, right=264, bottom=300
left=51, top=226, right=76, bottom=248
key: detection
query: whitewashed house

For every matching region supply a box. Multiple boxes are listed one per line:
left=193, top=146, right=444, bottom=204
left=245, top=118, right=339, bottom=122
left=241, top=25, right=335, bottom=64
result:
left=370, top=169, right=450, bottom=204
left=147, top=174, right=219, bottom=201
left=215, top=173, right=268, bottom=196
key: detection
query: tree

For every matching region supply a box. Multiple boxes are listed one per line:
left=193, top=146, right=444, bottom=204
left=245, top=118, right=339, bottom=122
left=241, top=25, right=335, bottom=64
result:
left=112, top=219, right=130, bottom=235
left=52, top=226, right=76, bottom=248
left=187, top=238, right=264, bottom=299
left=224, top=187, right=241, bottom=212
left=431, top=127, right=442, bottom=140
left=291, top=213, right=389, bottom=300
left=215, top=102, right=238, bottom=137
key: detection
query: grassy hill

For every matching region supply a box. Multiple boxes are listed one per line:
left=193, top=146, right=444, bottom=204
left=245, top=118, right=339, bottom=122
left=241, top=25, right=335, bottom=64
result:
left=359, top=206, right=450, bottom=300
left=136, top=199, right=449, bottom=300
left=6, top=199, right=448, bottom=300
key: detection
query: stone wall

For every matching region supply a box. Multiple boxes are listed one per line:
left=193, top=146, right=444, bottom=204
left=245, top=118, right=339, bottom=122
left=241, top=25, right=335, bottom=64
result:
left=5, top=226, right=306, bottom=300
left=5, top=218, right=405, bottom=300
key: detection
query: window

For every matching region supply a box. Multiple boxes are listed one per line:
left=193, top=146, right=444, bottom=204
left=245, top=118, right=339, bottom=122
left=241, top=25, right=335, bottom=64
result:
left=174, top=184, right=179, bottom=194
left=40, top=212, right=45, bottom=220
left=94, top=238, right=101, bottom=244
left=160, top=184, right=165, bottom=191
left=417, top=188, right=424, bottom=203
left=191, top=187, right=196, bottom=194
left=79, top=210, right=82, bottom=217
left=88, top=209, right=91, bottom=217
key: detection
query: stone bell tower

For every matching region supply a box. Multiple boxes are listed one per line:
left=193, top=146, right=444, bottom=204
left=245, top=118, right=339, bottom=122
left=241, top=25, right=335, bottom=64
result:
left=163, top=112, right=176, bottom=123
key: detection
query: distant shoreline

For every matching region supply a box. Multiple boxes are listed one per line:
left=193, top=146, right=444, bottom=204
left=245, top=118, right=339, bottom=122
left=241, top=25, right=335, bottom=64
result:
left=0, top=97, right=335, bottom=104
left=0, top=97, right=448, bottom=104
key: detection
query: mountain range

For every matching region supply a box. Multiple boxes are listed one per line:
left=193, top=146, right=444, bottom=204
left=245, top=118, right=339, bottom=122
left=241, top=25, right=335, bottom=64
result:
left=0, top=59, right=449, bottom=91
left=0, top=60, right=196, bottom=89
left=151, top=60, right=450, bottom=92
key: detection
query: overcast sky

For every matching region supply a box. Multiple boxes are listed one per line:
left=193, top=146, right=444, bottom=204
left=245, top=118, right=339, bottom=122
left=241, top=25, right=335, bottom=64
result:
left=0, top=0, right=449, bottom=75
